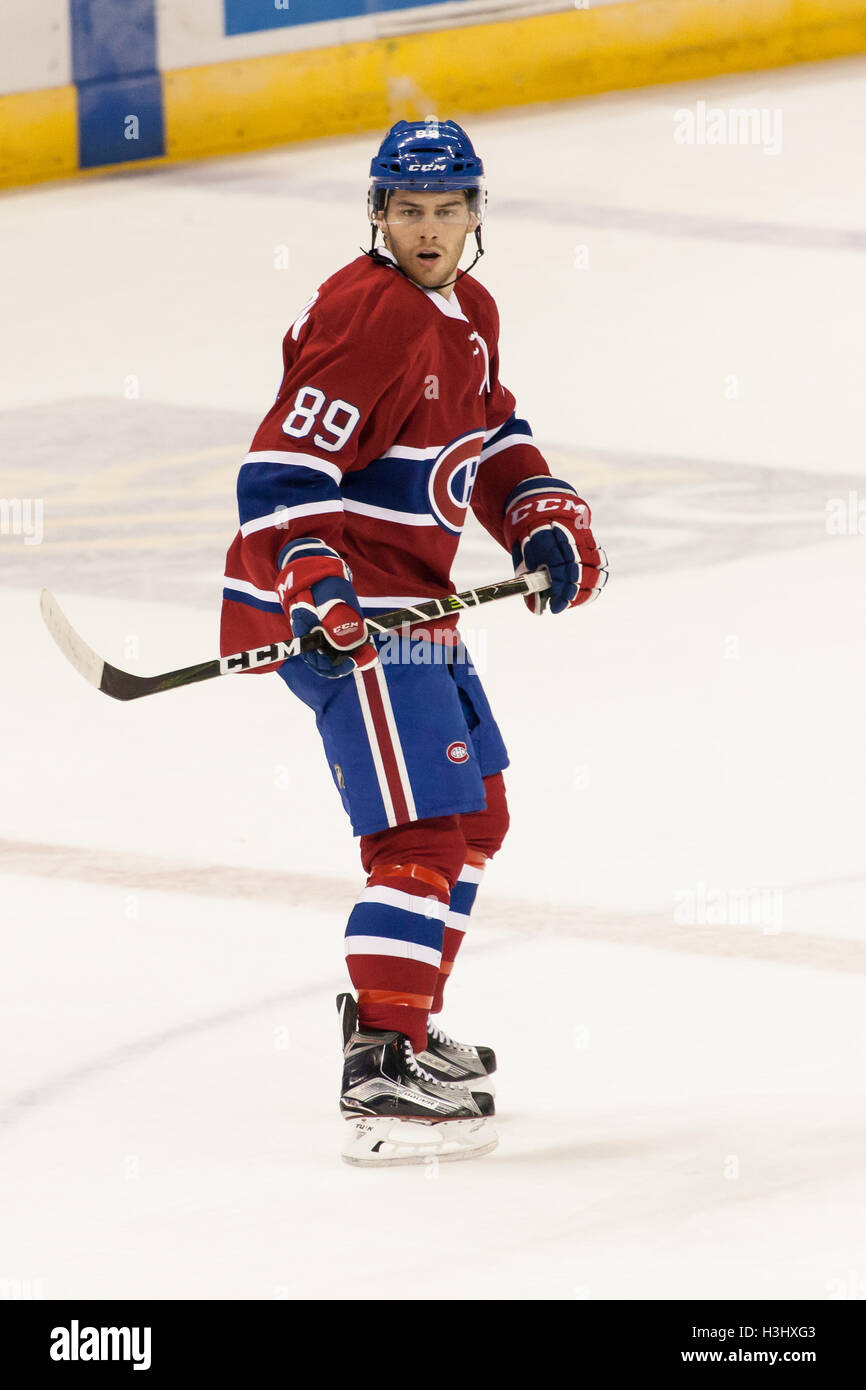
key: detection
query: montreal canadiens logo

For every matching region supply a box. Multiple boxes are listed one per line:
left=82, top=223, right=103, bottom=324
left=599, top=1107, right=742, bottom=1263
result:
left=447, top=741, right=469, bottom=764
left=428, top=431, right=484, bottom=535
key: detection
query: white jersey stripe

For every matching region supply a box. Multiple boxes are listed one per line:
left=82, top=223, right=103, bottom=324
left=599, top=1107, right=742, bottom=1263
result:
left=222, top=576, right=279, bottom=604
left=240, top=499, right=342, bottom=538
left=243, top=450, right=343, bottom=485
left=344, top=936, right=442, bottom=967
left=343, top=499, right=439, bottom=526
left=480, top=433, right=536, bottom=463
left=380, top=443, right=444, bottom=462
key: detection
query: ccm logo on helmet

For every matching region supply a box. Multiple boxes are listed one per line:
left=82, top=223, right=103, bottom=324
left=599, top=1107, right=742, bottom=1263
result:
left=447, top=741, right=469, bottom=764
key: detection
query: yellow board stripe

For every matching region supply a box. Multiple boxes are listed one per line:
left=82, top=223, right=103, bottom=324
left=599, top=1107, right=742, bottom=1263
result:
left=0, top=85, right=78, bottom=188
left=163, top=0, right=866, bottom=162
left=2, top=0, right=866, bottom=190
left=163, top=39, right=391, bottom=160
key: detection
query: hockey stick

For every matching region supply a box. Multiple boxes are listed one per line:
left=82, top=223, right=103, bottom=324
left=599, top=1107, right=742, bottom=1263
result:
left=39, top=570, right=550, bottom=702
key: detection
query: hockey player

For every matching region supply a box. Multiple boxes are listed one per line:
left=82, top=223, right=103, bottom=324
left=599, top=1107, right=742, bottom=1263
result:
left=221, top=118, right=607, bottom=1165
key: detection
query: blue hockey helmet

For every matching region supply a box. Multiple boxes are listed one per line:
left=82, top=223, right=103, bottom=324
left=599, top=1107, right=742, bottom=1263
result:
left=368, top=117, right=486, bottom=226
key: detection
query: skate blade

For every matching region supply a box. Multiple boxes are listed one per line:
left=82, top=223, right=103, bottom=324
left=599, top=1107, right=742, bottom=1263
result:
left=341, top=1116, right=498, bottom=1167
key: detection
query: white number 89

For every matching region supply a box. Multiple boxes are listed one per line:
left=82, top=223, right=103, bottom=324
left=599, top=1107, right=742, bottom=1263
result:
left=282, top=385, right=360, bottom=453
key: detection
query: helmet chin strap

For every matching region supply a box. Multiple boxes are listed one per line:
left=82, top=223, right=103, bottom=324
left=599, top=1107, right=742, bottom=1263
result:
left=363, top=223, right=485, bottom=290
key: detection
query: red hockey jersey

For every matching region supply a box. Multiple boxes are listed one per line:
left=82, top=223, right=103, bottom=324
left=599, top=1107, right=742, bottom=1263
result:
left=220, top=250, right=551, bottom=664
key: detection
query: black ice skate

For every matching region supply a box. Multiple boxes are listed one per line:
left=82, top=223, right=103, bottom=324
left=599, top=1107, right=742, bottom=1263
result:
left=336, top=994, right=498, bottom=1167
left=416, top=1020, right=497, bottom=1096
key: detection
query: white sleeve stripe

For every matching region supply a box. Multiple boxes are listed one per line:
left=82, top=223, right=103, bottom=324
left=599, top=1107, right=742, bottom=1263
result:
left=239, top=500, right=343, bottom=538
left=380, top=443, right=444, bottom=461
left=243, top=451, right=343, bottom=485
left=479, top=433, right=537, bottom=462
left=343, top=499, right=439, bottom=526
left=222, top=576, right=278, bottom=603
left=483, top=421, right=511, bottom=442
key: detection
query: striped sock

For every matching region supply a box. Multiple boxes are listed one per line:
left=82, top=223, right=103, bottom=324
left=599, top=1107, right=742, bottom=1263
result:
left=345, top=863, right=451, bottom=1052
left=431, top=850, right=487, bottom=1014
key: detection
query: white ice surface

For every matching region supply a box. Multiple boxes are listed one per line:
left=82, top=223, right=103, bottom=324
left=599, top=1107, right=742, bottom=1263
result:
left=1, top=59, right=865, bottom=1300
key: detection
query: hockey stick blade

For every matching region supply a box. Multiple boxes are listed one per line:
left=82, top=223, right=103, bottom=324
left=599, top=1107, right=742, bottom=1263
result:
left=40, top=588, right=105, bottom=689
left=39, top=588, right=224, bottom=700
left=39, top=569, right=550, bottom=702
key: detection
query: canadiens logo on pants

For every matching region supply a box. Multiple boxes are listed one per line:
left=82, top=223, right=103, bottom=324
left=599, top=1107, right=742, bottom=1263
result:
left=447, top=741, right=469, bottom=764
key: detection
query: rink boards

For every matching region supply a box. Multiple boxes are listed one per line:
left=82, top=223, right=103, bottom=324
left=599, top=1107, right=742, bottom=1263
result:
left=1, top=0, right=866, bottom=188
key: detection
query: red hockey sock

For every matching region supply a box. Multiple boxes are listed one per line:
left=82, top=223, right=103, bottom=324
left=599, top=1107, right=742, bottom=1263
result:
left=431, top=849, right=487, bottom=1014
left=348, top=861, right=452, bottom=1052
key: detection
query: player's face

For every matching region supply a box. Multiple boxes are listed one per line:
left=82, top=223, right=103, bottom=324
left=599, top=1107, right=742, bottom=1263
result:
left=377, top=191, right=479, bottom=293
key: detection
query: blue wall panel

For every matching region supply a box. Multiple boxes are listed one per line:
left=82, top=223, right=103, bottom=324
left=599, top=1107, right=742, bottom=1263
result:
left=71, top=0, right=159, bottom=81
left=77, top=71, right=165, bottom=168
left=71, top=0, right=164, bottom=167
left=224, top=0, right=457, bottom=38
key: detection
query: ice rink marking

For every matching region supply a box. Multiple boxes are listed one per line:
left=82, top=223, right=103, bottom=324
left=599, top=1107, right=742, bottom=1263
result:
left=2, top=837, right=864, bottom=975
